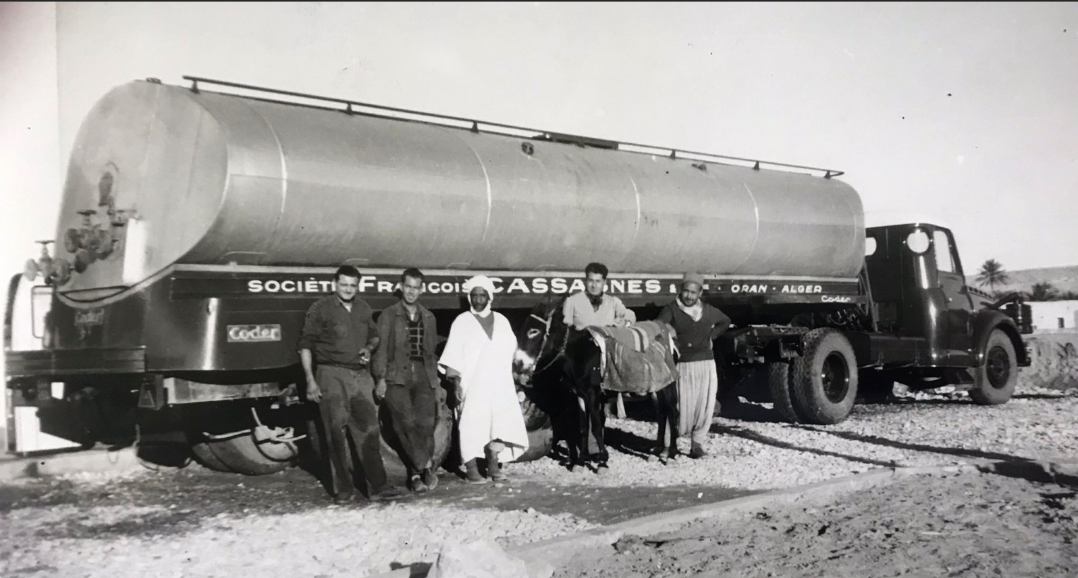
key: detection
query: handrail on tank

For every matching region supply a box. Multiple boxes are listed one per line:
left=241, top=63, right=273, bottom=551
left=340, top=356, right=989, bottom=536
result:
left=180, top=75, right=845, bottom=179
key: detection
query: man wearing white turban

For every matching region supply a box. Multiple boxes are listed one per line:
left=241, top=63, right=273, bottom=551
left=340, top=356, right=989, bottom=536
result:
left=438, top=275, right=530, bottom=483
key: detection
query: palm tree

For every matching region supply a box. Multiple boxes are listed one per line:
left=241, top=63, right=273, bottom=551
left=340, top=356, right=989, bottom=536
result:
left=976, top=259, right=1011, bottom=295
left=1029, top=282, right=1059, bottom=301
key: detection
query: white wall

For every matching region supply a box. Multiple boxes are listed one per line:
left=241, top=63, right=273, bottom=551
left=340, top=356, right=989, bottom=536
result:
left=1030, top=300, right=1078, bottom=331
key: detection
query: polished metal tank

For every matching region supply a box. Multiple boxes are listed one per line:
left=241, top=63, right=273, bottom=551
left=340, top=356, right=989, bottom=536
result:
left=54, top=79, right=864, bottom=293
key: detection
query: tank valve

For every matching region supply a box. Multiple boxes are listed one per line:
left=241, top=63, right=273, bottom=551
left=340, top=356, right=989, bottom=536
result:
left=23, top=240, right=54, bottom=282
left=23, top=240, right=72, bottom=286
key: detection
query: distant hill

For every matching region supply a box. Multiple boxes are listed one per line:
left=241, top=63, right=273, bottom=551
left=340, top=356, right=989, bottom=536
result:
left=965, top=265, right=1078, bottom=298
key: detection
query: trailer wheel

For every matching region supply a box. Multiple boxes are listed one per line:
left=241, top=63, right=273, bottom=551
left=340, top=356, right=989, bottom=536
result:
left=789, top=328, right=858, bottom=425
left=202, top=434, right=297, bottom=476
left=970, top=329, right=1017, bottom=406
left=767, top=362, right=802, bottom=423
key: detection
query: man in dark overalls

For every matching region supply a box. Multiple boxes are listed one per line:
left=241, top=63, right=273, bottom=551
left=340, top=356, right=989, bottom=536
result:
left=299, top=265, right=404, bottom=504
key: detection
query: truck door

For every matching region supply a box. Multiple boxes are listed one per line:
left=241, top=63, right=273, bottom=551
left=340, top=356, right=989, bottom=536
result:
left=932, top=229, right=974, bottom=358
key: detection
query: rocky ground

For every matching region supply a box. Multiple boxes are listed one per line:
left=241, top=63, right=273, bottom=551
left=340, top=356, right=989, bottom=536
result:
left=2, top=384, right=1077, bottom=578
left=558, top=469, right=1078, bottom=578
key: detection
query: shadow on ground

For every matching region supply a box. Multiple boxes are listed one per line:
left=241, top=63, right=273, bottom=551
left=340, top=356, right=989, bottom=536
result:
left=793, top=424, right=1047, bottom=464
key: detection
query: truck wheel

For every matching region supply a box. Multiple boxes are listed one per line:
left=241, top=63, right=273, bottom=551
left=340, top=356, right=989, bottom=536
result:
left=970, top=329, right=1017, bottom=405
left=767, top=362, right=802, bottom=423
left=790, top=329, right=858, bottom=425
left=201, top=434, right=297, bottom=476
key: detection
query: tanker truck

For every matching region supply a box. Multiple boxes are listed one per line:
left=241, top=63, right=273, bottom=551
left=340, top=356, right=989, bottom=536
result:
left=5, top=76, right=1031, bottom=475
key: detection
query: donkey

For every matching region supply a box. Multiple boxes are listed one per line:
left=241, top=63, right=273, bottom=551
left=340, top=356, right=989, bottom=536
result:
left=513, top=297, right=680, bottom=472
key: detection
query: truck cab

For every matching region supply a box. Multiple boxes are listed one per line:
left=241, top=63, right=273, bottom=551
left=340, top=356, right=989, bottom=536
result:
left=859, top=223, right=1031, bottom=396
left=725, top=221, right=1032, bottom=427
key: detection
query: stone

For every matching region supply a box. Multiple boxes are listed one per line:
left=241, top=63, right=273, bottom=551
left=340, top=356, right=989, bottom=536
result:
left=428, top=540, right=530, bottom=578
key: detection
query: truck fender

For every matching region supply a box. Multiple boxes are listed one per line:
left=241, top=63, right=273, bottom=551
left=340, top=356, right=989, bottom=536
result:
left=970, top=310, right=1028, bottom=367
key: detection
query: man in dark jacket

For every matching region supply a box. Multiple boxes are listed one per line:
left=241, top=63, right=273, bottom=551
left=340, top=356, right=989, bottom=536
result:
left=372, top=268, right=441, bottom=493
left=656, top=273, right=731, bottom=459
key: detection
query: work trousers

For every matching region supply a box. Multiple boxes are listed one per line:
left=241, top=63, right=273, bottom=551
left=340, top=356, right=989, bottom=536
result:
left=316, top=364, right=387, bottom=498
left=383, top=359, right=438, bottom=476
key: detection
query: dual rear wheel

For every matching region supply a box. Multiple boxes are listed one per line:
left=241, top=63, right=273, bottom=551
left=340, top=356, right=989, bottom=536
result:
left=768, top=328, right=858, bottom=425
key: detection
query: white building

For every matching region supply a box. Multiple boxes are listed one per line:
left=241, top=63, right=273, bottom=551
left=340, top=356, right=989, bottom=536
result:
left=1030, top=300, right=1078, bottom=331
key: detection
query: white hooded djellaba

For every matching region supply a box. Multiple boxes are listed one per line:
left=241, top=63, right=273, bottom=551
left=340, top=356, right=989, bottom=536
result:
left=438, top=275, right=530, bottom=464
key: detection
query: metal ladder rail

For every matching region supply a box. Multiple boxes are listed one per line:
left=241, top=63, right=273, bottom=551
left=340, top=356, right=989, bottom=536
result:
left=179, top=75, right=845, bottom=179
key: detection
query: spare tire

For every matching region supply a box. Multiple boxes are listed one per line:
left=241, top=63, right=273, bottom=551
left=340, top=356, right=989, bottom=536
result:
left=789, top=328, right=858, bottom=425
left=516, top=414, right=555, bottom=463
left=517, top=383, right=555, bottom=461
left=299, top=389, right=454, bottom=486
left=379, top=386, right=454, bottom=483
left=201, top=434, right=297, bottom=476
left=190, top=442, right=235, bottom=473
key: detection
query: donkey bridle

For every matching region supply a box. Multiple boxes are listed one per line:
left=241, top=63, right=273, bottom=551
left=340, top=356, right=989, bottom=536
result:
left=529, top=310, right=569, bottom=376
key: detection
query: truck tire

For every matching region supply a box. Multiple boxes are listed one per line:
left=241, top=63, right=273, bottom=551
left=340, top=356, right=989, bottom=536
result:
left=202, top=434, right=298, bottom=476
left=300, top=392, right=454, bottom=486
left=380, top=389, right=455, bottom=483
left=516, top=383, right=555, bottom=462
left=767, top=361, right=802, bottom=423
left=191, top=442, right=235, bottom=473
left=789, top=328, right=858, bottom=425
left=517, top=417, right=555, bottom=462
left=970, top=329, right=1017, bottom=406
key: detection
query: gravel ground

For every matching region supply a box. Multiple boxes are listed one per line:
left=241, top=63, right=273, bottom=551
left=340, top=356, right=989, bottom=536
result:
left=3, top=385, right=1077, bottom=578
left=510, top=387, right=1078, bottom=491
left=557, top=469, right=1078, bottom=578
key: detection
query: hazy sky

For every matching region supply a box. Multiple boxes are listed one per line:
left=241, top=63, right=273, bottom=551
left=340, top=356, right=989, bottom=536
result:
left=3, top=2, right=1077, bottom=286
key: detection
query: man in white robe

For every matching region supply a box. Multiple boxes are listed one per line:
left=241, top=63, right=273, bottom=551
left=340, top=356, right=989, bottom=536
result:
left=438, top=275, right=529, bottom=483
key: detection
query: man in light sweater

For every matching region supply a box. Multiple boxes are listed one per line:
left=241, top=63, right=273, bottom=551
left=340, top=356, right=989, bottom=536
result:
left=562, top=262, right=636, bottom=331
left=561, top=262, right=637, bottom=421
left=656, top=273, right=731, bottom=459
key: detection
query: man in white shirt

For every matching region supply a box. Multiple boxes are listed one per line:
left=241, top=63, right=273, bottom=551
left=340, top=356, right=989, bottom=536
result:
left=562, top=262, right=636, bottom=331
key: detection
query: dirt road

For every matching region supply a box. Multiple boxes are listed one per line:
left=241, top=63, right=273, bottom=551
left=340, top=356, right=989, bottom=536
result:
left=556, top=469, right=1078, bottom=578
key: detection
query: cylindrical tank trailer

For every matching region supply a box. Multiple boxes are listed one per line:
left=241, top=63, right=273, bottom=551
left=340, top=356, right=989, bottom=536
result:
left=51, top=78, right=864, bottom=298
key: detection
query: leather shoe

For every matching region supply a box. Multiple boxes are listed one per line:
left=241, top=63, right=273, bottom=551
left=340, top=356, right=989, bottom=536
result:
left=333, top=492, right=356, bottom=505
left=409, top=475, right=429, bottom=493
